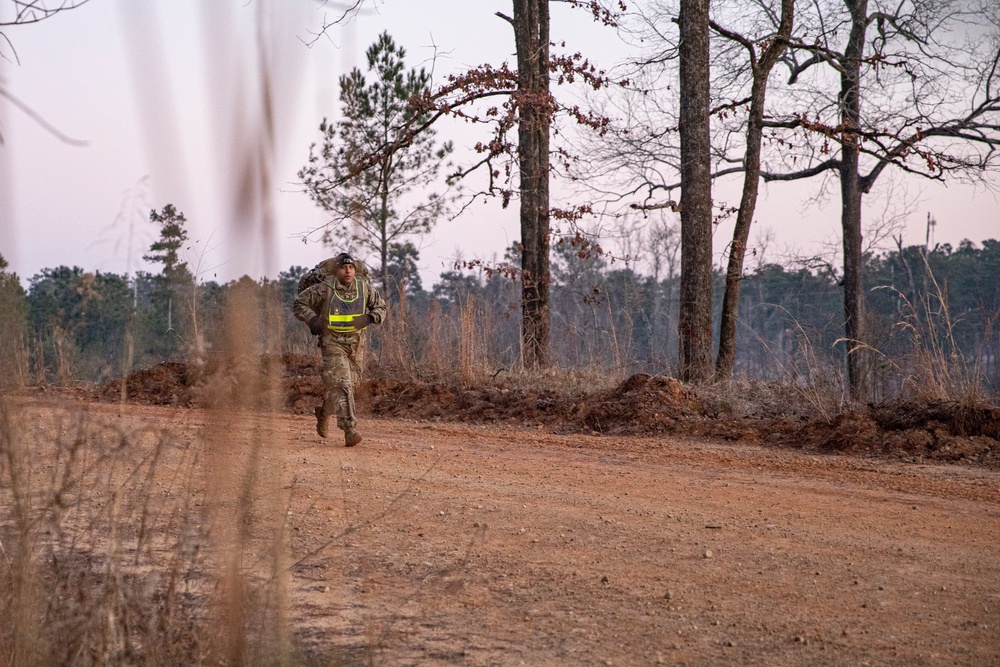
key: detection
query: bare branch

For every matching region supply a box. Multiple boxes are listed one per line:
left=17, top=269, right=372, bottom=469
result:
left=711, top=96, right=752, bottom=116
left=2, top=0, right=91, bottom=27
left=300, top=0, right=370, bottom=48
left=761, top=159, right=841, bottom=182
left=1, top=0, right=91, bottom=66
left=0, top=86, right=87, bottom=145
left=709, top=19, right=756, bottom=67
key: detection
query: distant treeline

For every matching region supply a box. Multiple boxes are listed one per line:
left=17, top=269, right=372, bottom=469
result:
left=1, top=238, right=997, bottom=398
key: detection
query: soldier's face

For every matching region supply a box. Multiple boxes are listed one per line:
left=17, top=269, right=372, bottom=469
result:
left=335, top=263, right=356, bottom=285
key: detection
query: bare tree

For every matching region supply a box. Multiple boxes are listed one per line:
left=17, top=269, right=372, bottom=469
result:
left=569, top=0, right=1000, bottom=391
left=713, top=0, right=795, bottom=380
left=506, top=0, right=552, bottom=368
left=573, top=0, right=797, bottom=382
left=759, top=0, right=1000, bottom=397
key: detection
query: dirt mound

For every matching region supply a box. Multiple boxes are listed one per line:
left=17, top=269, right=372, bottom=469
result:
left=97, top=354, right=324, bottom=412
left=794, top=402, right=1000, bottom=467
left=871, top=400, right=1000, bottom=439
left=366, top=372, right=699, bottom=434
left=97, top=360, right=999, bottom=468
left=366, top=378, right=576, bottom=425
left=572, top=373, right=701, bottom=434
left=99, top=361, right=193, bottom=406
left=205, top=352, right=323, bottom=414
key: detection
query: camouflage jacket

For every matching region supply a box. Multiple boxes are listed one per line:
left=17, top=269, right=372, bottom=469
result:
left=293, top=274, right=387, bottom=341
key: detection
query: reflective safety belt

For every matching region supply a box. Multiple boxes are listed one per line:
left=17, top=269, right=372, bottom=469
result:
left=327, top=314, right=359, bottom=332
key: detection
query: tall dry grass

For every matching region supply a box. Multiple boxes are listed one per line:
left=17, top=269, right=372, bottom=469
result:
left=727, top=309, right=847, bottom=422
left=0, top=284, right=300, bottom=666
left=827, top=250, right=998, bottom=407
left=196, top=279, right=292, bottom=666
left=0, top=398, right=210, bottom=665
left=369, top=293, right=514, bottom=387
left=868, top=276, right=995, bottom=406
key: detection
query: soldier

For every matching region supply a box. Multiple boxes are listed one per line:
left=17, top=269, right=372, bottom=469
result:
left=293, top=252, right=387, bottom=446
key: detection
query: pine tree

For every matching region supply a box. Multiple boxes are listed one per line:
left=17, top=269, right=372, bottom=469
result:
left=143, top=204, right=193, bottom=344
left=300, top=32, right=452, bottom=290
left=143, top=204, right=191, bottom=283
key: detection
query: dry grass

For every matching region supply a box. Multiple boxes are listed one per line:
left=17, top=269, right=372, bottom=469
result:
left=882, top=291, right=991, bottom=406
left=0, top=285, right=300, bottom=667
left=858, top=252, right=998, bottom=409
left=0, top=398, right=210, bottom=666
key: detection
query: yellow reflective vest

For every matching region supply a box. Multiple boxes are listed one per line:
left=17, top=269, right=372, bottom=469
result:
left=327, top=277, right=368, bottom=332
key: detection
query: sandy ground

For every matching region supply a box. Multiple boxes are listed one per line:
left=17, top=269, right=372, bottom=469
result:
left=16, top=399, right=1000, bottom=666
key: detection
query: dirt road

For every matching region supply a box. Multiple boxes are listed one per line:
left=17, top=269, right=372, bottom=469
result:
left=25, top=400, right=1000, bottom=665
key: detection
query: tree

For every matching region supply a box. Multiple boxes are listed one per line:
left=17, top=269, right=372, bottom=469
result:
left=713, top=0, right=795, bottom=380
left=551, top=234, right=608, bottom=365
left=759, top=0, right=1000, bottom=397
left=143, top=204, right=194, bottom=355
left=507, top=0, right=553, bottom=368
left=308, top=2, right=620, bottom=370
left=385, top=241, right=423, bottom=301
left=677, top=0, right=714, bottom=382
left=26, top=266, right=133, bottom=383
left=27, top=266, right=87, bottom=382
left=432, top=270, right=482, bottom=307
left=580, top=0, right=791, bottom=381
left=144, top=204, right=191, bottom=283
left=300, top=31, right=452, bottom=290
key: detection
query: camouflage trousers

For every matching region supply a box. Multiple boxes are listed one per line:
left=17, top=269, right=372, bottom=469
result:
left=319, top=335, right=365, bottom=431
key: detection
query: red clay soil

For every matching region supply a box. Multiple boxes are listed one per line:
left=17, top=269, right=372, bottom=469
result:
left=12, top=397, right=999, bottom=666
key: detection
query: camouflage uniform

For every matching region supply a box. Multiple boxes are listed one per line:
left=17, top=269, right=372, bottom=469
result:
left=293, top=266, right=386, bottom=439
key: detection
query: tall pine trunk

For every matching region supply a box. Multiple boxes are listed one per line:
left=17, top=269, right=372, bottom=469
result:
left=678, top=0, right=714, bottom=382
left=380, top=172, right=390, bottom=291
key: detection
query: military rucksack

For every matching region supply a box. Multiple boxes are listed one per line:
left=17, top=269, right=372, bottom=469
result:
left=296, top=255, right=371, bottom=295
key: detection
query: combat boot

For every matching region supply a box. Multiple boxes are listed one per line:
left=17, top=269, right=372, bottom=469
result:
left=314, top=406, right=329, bottom=438
left=344, top=428, right=363, bottom=447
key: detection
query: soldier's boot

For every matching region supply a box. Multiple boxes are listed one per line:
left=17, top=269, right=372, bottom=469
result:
left=344, top=429, right=363, bottom=447
left=314, top=406, right=329, bottom=438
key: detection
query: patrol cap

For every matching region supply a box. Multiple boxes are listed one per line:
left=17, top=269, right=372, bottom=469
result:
left=334, top=252, right=355, bottom=268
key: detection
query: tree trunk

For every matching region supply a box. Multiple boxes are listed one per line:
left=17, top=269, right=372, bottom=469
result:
left=513, top=0, right=552, bottom=369
left=677, top=0, right=714, bottom=382
left=840, top=0, right=868, bottom=399
left=715, top=0, right=794, bottom=381
left=380, top=167, right=391, bottom=291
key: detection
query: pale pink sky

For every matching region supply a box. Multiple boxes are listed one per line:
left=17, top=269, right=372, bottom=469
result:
left=2, top=0, right=997, bottom=287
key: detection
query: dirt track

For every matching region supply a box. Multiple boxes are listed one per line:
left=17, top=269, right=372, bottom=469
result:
left=27, top=400, right=1000, bottom=665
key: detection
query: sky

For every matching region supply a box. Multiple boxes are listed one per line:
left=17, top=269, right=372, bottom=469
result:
left=1, top=0, right=998, bottom=289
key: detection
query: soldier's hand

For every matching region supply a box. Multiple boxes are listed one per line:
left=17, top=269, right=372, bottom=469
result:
left=307, top=316, right=324, bottom=336
left=352, top=314, right=374, bottom=331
